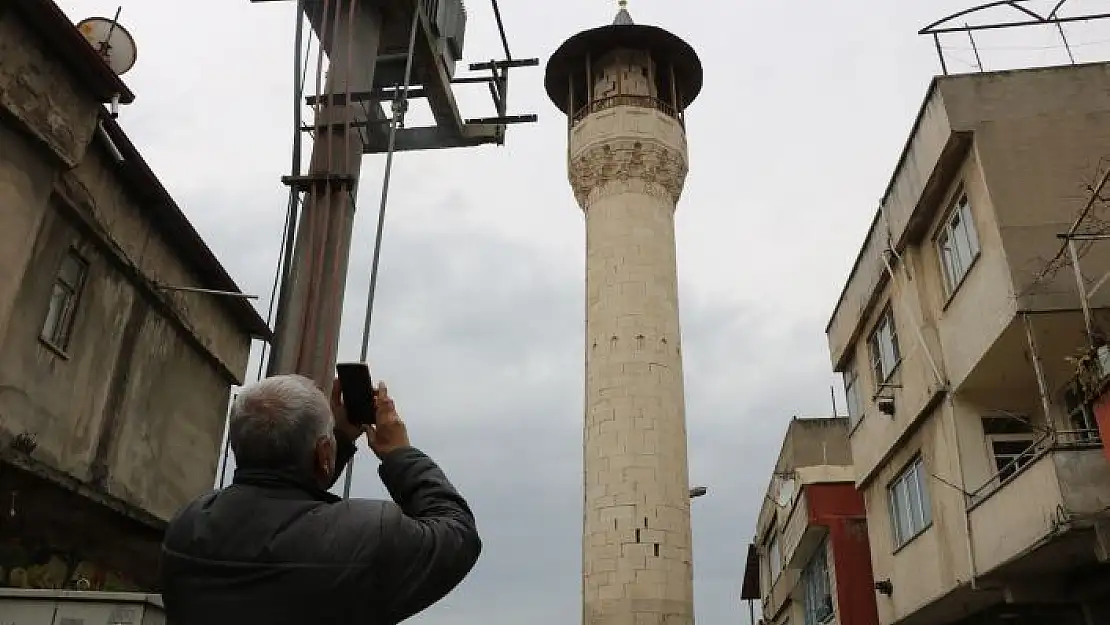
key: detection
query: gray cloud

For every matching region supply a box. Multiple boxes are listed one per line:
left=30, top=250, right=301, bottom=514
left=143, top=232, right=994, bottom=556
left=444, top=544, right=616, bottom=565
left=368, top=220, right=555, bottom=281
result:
left=53, top=0, right=1110, bottom=622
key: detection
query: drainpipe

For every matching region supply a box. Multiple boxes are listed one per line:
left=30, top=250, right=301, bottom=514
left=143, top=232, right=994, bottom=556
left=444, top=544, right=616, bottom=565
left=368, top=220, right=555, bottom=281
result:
left=97, top=121, right=125, bottom=164
left=1022, top=312, right=1056, bottom=430
left=946, top=393, right=978, bottom=591
left=879, top=249, right=943, bottom=386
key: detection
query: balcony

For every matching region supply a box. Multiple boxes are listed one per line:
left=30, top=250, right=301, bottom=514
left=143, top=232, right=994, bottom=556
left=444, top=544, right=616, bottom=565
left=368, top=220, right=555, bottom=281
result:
left=967, top=431, right=1110, bottom=576
left=571, top=95, right=682, bottom=127
left=781, top=490, right=829, bottom=573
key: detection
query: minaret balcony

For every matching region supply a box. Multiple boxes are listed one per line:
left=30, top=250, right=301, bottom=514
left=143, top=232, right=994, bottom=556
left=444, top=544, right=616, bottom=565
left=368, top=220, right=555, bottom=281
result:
left=572, top=94, right=683, bottom=128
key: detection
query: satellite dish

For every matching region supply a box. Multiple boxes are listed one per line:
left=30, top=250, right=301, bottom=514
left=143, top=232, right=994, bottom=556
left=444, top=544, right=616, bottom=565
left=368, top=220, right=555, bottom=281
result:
left=76, top=16, right=138, bottom=76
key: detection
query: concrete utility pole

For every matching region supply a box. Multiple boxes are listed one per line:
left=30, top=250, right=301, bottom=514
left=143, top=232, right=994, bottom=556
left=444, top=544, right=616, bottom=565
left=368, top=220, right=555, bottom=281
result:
left=249, top=0, right=537, bottom=496
left=266, top=0, right=382, bottom=389
left=545, top=3, right=704, bottom=624
left=256, top=0, right=537, bottom=392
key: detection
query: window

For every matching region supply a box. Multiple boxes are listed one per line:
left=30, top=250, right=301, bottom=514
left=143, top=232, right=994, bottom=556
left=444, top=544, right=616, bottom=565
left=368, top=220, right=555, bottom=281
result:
left=937, top=194, right=980, bottom=293
left=982, top=416, right=1037, bottom=482
left=41, top=249, right=88, bottom=350
left=843, top=364, right=862, bottom=426
left=868, top=307, right=900, bottom=383
left=888, top=456, right=932, bottom=547
left=802, top=542, right=834, bottom=625
left=766, top=531, right=782, bottom=582
left=1063, top=385, right=1101, bottom=443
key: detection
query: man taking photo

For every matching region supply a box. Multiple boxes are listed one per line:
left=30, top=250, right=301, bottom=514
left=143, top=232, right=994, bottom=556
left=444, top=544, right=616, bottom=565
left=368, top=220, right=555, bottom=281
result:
left=161, top=374, right=481, bottom=625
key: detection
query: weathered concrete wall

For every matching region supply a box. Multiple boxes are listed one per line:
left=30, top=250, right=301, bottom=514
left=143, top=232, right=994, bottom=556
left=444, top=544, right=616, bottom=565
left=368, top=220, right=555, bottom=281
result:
left=60, top=140, right=253, bottom=380
left=755, top=418, right=853, bottom=538
left=0, top=9, right=99, bottom=168
left=1056, top=448, right=1110, bottom=515
left=938, top=64, right=1110, bottom=314
left=968, top=451, right=1063, bottom=574
left=860, top=402, right=971, bottom=625
left=0, top=7, right=252, bottom=531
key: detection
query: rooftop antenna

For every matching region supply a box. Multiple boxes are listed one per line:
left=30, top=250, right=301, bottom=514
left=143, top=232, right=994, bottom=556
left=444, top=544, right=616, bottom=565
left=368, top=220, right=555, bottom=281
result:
left=76, top=8, right=137, bottom=118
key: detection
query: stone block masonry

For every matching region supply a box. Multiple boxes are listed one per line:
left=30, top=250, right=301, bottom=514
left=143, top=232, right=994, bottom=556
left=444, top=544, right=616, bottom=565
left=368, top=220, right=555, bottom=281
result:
left=570, top=104, right=694, bottom=625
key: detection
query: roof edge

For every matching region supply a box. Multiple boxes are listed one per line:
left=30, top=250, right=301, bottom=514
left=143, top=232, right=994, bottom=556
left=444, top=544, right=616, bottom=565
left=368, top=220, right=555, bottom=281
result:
left=824, top=75, right=944, bottom=335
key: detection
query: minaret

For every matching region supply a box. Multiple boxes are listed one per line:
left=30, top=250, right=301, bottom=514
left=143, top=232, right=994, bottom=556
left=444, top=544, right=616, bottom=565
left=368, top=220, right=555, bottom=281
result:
left=545, top=4, right=703, bottom=625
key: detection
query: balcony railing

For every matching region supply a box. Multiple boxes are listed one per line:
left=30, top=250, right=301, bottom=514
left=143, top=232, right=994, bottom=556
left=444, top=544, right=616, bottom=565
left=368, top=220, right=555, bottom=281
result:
left=571, top=95, right=682, bottom=127
left=969, top=428, right=1103, bottom=507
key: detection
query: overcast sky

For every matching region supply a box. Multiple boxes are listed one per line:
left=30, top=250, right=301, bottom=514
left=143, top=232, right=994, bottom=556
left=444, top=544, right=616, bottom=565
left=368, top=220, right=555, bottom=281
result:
left=55, top=0, right=1110, bottom=623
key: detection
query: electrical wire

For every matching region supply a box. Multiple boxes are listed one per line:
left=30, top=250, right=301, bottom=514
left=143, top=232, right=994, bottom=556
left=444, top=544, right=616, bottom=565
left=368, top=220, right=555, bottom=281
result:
left=217, top=2, right=312, bottom=488
left=941, top=37, right=1110, bottom=52
left=1022, top=166, right=1110, bottom=298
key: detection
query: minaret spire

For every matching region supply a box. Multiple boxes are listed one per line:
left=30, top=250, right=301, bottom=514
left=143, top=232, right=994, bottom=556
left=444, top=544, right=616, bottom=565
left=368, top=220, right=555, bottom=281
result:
left=614, top=0, right=634, bottom=25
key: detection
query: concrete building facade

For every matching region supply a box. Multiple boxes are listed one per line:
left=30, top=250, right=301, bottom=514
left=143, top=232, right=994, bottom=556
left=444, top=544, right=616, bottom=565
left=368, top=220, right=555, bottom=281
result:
left=742, top=418, right=879, bottom=625
left=545, top=6, right=702, bottom=625
left=826, top=62, right=1110, bottom=625
left=0, top=0, right=268, bottom=591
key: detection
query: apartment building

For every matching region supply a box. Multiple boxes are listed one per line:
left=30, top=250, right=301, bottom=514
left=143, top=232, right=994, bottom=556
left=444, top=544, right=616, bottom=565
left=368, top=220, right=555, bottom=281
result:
left=742, top=418, right=879, bottom=625
left=0, top=0, right=269, bottom=590
left=826, top=62, right=1110, bottom=625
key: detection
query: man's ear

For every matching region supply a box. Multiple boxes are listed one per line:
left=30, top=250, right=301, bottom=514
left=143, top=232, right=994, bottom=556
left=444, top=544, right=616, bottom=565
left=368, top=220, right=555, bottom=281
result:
left=314, top=437, right=335, bottom=478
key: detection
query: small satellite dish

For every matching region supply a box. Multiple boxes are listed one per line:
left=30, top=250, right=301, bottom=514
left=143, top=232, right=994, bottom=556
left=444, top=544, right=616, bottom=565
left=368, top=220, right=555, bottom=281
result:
left=76, top=16, right=138, bottom=76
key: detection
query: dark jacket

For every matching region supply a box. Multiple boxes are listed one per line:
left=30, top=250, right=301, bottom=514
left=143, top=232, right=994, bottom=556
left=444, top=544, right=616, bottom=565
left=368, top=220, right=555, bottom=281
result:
left=161, top=433, right=481, bottom=625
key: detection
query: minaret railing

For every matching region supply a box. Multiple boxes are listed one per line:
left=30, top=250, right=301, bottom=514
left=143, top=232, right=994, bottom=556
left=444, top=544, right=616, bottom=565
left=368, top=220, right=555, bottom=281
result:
left=571, top=95, right=682, bottom=127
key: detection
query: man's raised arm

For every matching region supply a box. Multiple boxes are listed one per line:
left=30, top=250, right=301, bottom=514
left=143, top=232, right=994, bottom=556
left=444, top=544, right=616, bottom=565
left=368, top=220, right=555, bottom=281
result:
left=375, top=446, right=482, bottom=623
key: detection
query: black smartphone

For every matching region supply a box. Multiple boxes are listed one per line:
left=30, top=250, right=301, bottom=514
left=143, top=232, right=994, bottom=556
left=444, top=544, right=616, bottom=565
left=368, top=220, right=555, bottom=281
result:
left=335, top=362, right=377, bottom=426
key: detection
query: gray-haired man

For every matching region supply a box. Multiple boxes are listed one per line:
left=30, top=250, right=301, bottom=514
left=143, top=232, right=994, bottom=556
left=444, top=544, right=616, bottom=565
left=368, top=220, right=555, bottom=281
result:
left=160, top=375, right=480, bottom=625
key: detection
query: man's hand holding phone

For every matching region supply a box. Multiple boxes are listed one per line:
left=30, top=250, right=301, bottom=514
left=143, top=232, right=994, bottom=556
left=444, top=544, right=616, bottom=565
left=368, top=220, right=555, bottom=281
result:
left=331, top=368, right=410, bottom=460
left=367, top=382, right=410, bottom=459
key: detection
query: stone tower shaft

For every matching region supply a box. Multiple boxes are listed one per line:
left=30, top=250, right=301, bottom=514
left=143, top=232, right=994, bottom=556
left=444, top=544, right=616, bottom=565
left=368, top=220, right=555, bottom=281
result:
left=546, top=8, right=703, bottom=625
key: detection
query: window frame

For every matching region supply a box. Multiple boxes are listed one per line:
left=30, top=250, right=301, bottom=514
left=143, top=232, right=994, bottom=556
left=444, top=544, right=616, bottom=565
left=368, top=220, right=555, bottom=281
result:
left=981, top=416, right=1037, bottom=483
left=988, top=435, right=1038, bottom=482
left=936, top=192, right=981, bottom=296
left=40, top=248, right=89, bottom=353
left=888, top=455, right=932, bottom=549
left=766, top=530, right=782, bottom=583
left=843, top=363, right=862, bottom=428
left=802, top=541, right=834, bottom=625
left=868, top=306, right=901, bottom=384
